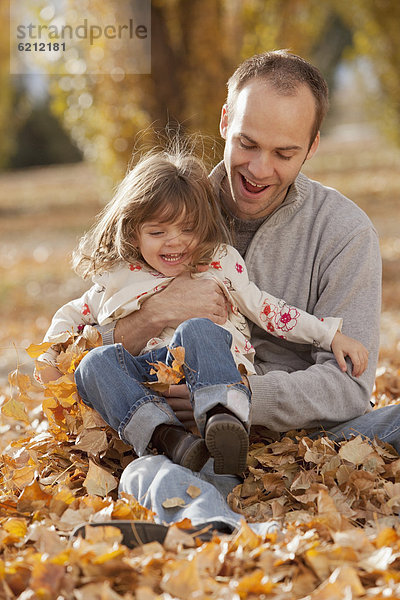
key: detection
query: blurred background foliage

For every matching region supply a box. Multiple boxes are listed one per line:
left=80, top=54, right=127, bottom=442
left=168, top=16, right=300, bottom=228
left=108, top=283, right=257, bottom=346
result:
left=1, top=0, right=400, bottom=178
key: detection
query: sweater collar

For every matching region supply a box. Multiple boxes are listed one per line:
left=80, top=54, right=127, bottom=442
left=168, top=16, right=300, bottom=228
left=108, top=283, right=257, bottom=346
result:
left=209, top=160, right=309, bottom=227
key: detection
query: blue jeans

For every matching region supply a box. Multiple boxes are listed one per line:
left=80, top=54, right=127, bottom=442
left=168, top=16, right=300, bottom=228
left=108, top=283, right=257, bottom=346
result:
left=75, top=318, right=251, bottom=456
left=312, top=402, right=400, bottom=455
left=118, top=402, right=400, bottom=533
left=119, top=455, right=279, bottom=535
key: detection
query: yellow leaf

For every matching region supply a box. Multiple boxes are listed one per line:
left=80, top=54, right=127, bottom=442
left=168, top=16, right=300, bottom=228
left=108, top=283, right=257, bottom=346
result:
left=8, top=369, right=33, bottom=394
left=1, top=397, right=29, bottom=424
left=375, top=527, right=398, bottom=548
left=230, top=520, right=262, bottom=551
left=26, top=341, right=55, bottom=358
left=3, top=518, right=27, bottom=541
left=92, top=547, right=126, bottom=564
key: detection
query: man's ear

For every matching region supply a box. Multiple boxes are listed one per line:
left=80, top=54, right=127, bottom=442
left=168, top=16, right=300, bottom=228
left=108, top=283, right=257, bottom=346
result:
left=219, top=104, right=229, bottom=139
left=306, top=131, right=320, bottom=161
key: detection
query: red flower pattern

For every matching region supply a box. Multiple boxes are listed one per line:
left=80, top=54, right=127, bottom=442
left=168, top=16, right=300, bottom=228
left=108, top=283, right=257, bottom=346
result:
left=230, top=304, right=239, bottom=315
left=244, top=340, right=254, bottom=352
left=82, top=303, right=90, bottom=316
left=260, top=300, right=278, bottom=322
left=275, top=307, right=300, bottom=332
left=210, top=261, right=222, bottom=270
left=135, top=292, right=148, bottom=300
left=129, top=263, right=142, bottom=271
left=235, top=262, right=244, bottom=274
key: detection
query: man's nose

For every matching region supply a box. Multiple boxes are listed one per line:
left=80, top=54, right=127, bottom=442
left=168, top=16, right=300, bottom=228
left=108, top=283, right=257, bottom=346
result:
left=248, top=153, right=274, bottom=180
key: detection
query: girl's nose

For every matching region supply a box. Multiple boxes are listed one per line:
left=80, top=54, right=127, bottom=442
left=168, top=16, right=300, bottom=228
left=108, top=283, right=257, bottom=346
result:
left=165, top=231, right=182, bottom=245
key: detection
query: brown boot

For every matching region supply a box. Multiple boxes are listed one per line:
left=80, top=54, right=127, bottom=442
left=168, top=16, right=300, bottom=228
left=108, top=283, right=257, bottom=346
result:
left=151, top=424, right=209, bottom=472
left=205, top=405, right=248, bottom=475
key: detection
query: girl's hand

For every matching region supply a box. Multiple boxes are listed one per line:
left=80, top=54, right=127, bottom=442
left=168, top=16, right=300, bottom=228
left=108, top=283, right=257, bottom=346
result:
left=331, top=331, right=369, bottom=378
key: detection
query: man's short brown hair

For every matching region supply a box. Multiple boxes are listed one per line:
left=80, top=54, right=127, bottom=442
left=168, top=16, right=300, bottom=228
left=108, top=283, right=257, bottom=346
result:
left=227, top=50, right=329, bottom=147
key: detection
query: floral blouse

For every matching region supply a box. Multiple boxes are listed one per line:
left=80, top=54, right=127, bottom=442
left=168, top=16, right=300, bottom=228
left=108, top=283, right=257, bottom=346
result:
left=40, top=244, right=342, bottom=374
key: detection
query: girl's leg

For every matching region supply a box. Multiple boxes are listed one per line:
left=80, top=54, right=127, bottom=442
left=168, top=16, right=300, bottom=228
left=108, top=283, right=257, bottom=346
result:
left=167, top=318, right=251, bottom=474
left=167, top=318, right=251, bottom=431
left=75, top=344, right=208, bottom=470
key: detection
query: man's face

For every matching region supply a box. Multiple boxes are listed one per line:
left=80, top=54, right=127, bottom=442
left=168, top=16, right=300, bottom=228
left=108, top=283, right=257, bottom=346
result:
left=220, top=78, right=320, bottom=220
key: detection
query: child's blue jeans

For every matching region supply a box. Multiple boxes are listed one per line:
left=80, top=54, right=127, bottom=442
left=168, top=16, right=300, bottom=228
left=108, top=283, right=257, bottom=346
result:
left=75, top=318, right=251, bottom=456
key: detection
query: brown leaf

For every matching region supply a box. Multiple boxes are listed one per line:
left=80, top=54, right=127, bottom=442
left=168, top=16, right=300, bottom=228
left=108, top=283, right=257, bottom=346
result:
left=338, top=435, right=374, bottom=465
left=186, top=485, right=201, bottom=499
left=74, top=428, right=109, bottom=454
left=162, top=555, right=202, bottom=597
left=161, top=496, right=186, bottom=509
left=83, top=460, right=118, bottom=496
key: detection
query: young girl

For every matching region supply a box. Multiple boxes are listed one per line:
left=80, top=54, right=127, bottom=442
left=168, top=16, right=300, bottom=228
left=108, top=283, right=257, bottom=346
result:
left=37, top=151, right=368, bottom=475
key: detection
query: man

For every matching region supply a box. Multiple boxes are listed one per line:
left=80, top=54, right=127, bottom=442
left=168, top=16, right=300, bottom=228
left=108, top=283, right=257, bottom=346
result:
left=65, top=51, right=396, bottom=531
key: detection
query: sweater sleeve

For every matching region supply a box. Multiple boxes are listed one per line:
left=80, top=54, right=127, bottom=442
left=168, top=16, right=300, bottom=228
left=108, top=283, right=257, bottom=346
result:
left=221, top=245, right=342, bottom=351
left=249, top=228, right=381, bottom=431
left=38, top=283, right=105, bottom=366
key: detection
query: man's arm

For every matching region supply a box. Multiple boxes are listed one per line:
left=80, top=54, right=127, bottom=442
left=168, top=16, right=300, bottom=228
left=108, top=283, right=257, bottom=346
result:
left=112, top=273, right=228, bottom=355
left=249, top=228, right=381, bottom=431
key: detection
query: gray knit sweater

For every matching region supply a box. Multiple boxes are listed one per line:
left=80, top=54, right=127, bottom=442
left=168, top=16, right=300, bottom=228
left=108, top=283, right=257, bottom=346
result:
left=210, top=163, right=382, bottom=431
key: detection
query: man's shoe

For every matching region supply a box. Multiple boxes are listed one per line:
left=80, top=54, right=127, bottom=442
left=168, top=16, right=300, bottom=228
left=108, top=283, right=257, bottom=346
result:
left=205, top=412, right=249, bottom=475
left=70, top=519, right=236, bottom=548
left=151, top=424, right=209, bottom=472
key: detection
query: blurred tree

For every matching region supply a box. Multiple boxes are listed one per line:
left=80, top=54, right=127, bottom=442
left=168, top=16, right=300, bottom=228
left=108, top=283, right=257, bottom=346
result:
left=336, top=0, right=400, bottom=146
left=15, top=0, right=400, bottom=177
left=0, top=0, right=16, bottom=169
left=11, top=100, right=82, bottom=169
left=49, top=0, right=344, bottom=180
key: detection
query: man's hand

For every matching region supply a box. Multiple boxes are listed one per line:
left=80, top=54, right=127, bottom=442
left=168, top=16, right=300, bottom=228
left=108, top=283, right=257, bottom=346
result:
left=164, top=384, right=195, bottom=429
left=114, top=272, right=228, bottom=354
left=154, top=272, right=228, bottom=328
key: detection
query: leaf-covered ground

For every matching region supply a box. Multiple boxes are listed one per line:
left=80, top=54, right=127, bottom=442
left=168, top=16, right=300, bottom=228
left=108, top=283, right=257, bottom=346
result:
left=0, top=129, right=400, bottom=598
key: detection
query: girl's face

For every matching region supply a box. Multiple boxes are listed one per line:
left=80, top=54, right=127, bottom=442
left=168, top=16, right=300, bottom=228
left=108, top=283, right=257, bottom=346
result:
left=136, top=219, right=198, bottom=276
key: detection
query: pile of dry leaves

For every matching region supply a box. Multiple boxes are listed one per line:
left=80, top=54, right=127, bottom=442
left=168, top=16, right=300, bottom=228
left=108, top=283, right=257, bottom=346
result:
left=1, top=328, right=400, bottom=598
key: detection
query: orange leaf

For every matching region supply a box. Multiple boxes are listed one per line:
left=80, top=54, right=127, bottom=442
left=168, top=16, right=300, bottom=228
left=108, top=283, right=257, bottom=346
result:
left=149, top=361, right=184, bottom=385
left=235, top=569, right=274, bottom=598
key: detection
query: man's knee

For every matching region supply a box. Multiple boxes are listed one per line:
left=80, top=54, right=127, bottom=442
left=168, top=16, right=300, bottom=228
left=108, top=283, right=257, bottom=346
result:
left=119, top=455, right=174, bottom=496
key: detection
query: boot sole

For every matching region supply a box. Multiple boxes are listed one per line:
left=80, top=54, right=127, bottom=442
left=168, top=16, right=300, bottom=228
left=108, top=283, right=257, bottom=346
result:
left=179, top=438, right=209, bottom=472
left=205, top=419, right=249, bottom=475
